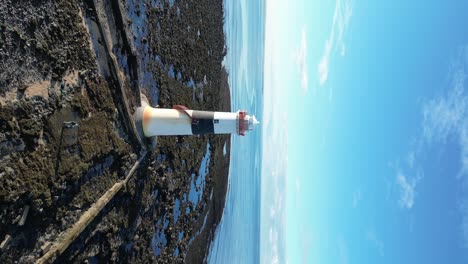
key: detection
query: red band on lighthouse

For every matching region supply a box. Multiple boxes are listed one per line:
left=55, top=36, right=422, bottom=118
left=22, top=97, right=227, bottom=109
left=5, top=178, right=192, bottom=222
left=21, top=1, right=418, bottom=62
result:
left=238, top=111, right=247, bottom=136
left=173, top=105, right=197, bottom=124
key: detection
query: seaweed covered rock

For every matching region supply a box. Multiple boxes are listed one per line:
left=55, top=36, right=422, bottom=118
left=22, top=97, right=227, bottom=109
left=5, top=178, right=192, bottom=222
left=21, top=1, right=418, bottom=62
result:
left=0, top=0, right=231, bottom=263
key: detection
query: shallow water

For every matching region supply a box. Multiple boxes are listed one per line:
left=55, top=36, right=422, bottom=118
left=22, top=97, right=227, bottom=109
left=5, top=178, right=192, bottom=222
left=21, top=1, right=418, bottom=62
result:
left=150, top=141, right=211, bottom=257
left=124, top=0, right=159, bottom=103
left=173, top=198, right=181, bottom=223
left=188, top=143, right=211, bottom=207
left=151, top=214, right=170, bottom=256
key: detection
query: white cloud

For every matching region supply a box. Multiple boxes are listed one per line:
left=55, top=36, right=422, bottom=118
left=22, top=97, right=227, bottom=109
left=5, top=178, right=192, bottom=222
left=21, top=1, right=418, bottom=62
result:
left=394, top=46, right=468, bottom=245
left=396, top=171, right=422, bottom=209
left=296, top=27, right=308, bottom=94
left=425, top=47, right=467, bottom=247
left=422, top=59, right=468, bottom=178
left=263, top=114, right=287, bottom=263
left=366, top=229, right=385, bottom=256
left=262, top=28, right=288, bottom=261
left=318, top=0, right=353, bottom=86
left=269, top=227, right=279, bottom=264
left=318, top=48, right=330, bottom=86
left=422, top=70, right=468, bottom=145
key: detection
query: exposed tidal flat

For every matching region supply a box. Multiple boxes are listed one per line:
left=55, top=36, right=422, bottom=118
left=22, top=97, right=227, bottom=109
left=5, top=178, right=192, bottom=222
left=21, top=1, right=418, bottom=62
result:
left=0, top=0, right=231, bottom=262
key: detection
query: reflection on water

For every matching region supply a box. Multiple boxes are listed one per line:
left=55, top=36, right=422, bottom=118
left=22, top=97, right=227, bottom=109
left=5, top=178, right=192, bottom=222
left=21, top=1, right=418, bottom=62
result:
left=168, top=64, right=175, bottom=79
left=85, top=156, right=114, bottom=178
left=125, top=241, right=133, bottom=252
left=188, top=143, right=211, bottom=207
left=151, top=214, right=169, bottom=257
left=150, top=142, right=211, bottom=257
left=183, top=193, right=190, bottom=214
left=83, top=16, right=110, bottom=77
left=173, top=198, right=181, bottom=223
left=88, top=256, right=99, bottom=264
left=124, top=0, right=160, bottom=103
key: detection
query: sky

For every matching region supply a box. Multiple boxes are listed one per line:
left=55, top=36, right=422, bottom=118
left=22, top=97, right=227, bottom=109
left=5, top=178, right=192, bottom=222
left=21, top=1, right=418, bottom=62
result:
left=261, top=0, right=468, bottom=263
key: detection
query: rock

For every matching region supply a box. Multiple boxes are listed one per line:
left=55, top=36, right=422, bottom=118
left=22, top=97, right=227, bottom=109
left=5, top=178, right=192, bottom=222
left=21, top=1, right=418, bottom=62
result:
left=13, top=213, right=21, bottom=224
left=18, top=205, right=30, bottom=226
left=40, top=241, right=52, bottom=253
left=0, top=0, right=230, bottom=262
left=0, top=235, right=11, bottom=250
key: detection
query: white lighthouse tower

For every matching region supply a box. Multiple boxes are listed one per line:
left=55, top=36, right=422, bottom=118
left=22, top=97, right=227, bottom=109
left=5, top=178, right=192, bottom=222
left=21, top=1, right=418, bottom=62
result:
left=135, top=96, right=259, bottom=138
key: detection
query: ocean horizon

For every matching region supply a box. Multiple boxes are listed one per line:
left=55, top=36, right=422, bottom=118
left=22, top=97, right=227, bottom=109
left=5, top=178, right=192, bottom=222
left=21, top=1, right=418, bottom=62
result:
left=208, top=0, right=265, bottom=263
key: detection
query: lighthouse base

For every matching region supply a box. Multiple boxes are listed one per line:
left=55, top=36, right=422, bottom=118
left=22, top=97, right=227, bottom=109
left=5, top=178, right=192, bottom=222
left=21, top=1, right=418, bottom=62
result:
left=133, top=93, right=158, bottom=150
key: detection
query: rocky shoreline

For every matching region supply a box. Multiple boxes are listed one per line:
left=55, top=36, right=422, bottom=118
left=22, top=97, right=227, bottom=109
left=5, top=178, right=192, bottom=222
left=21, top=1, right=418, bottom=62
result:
left=0, top=0, right=230, bottom=263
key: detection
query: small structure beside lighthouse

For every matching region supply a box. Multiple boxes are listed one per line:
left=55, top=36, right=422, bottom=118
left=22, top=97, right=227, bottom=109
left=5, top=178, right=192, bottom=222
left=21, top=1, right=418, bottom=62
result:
left=134, top=95, right=259, bottom=138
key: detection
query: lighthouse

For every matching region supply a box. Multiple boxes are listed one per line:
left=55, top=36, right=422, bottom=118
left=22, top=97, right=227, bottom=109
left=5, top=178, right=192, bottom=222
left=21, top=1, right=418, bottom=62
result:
left=134, top=96, right=259, bottom=138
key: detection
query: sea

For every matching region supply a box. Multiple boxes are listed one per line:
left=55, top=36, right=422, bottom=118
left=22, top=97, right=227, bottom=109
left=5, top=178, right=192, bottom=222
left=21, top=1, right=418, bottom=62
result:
left=207, top=0, right=265, bottom=263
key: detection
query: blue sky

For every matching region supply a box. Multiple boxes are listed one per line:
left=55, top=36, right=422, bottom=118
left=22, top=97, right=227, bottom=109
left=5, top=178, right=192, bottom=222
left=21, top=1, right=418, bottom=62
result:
left=261, top=0, right=468, bottom=263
